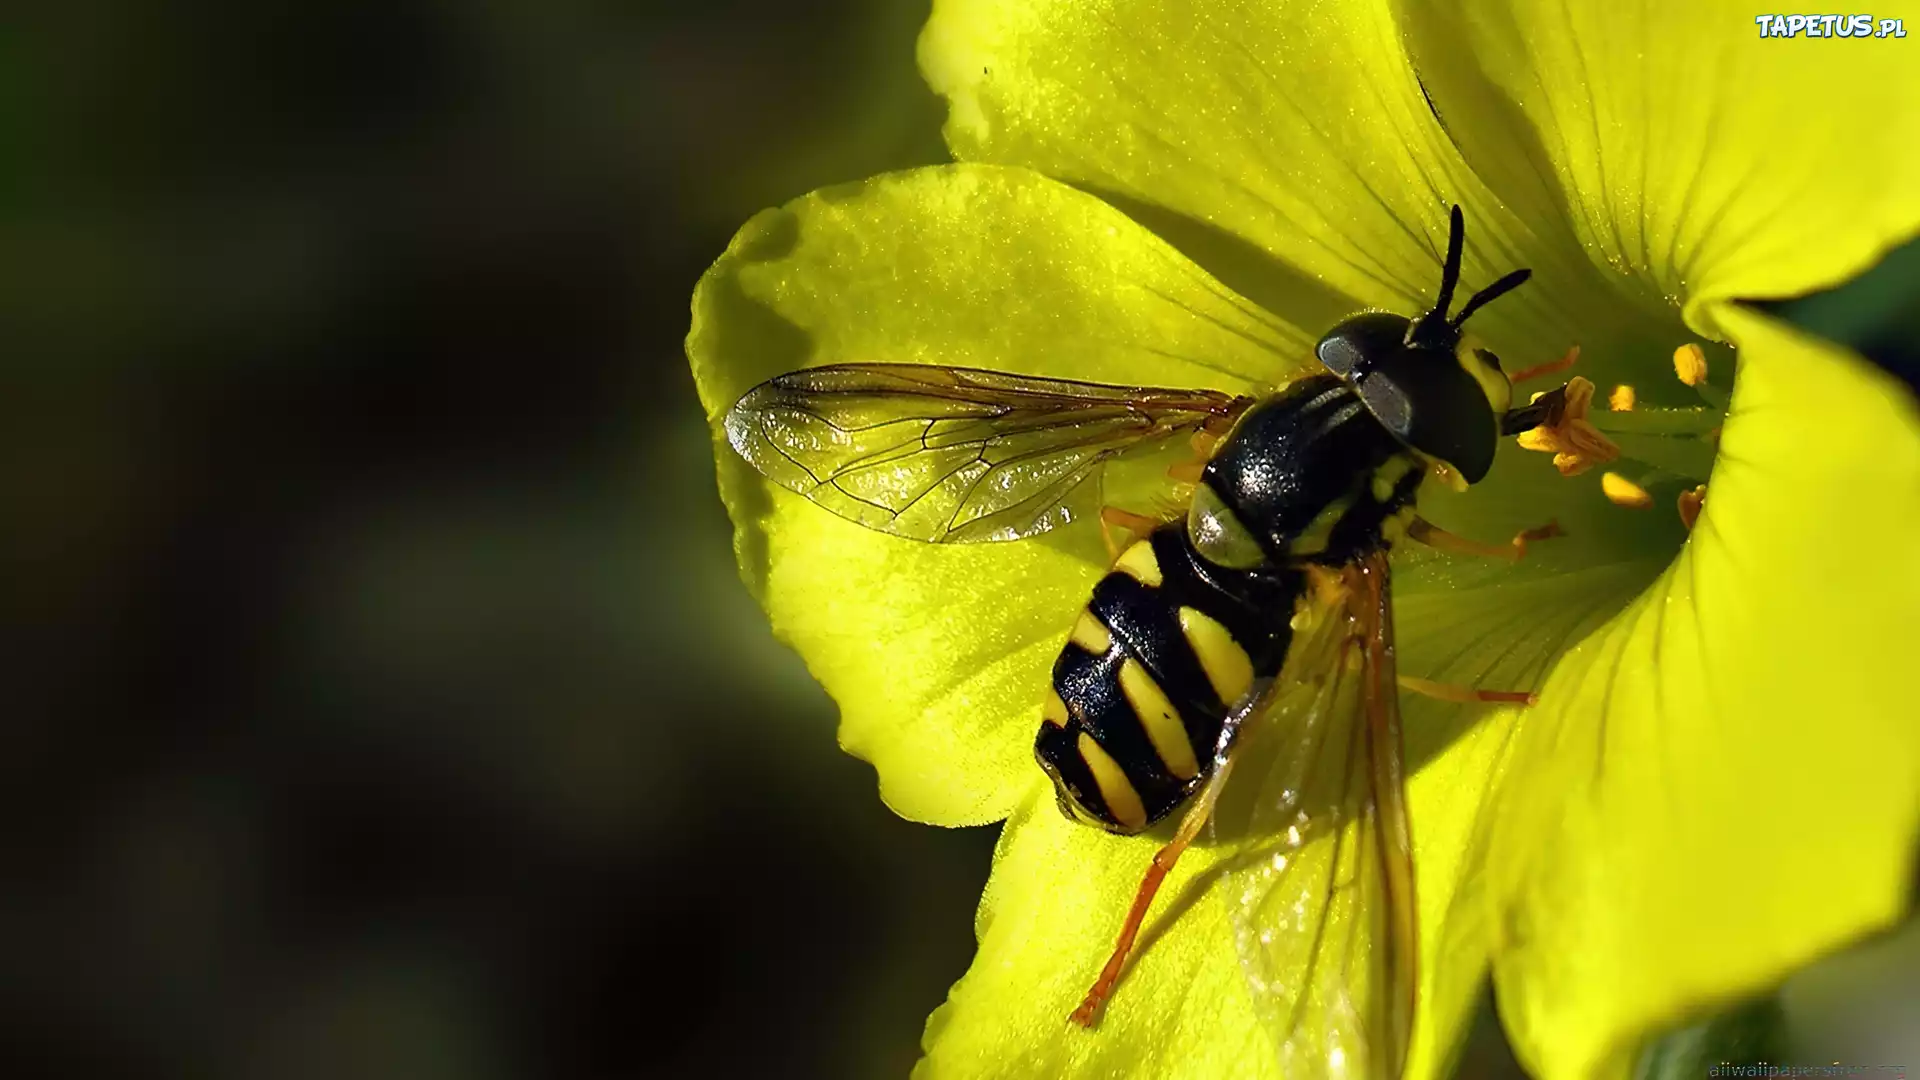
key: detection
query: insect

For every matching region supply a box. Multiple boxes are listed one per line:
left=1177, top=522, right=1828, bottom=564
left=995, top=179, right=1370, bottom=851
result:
left=722, top=207, right=1570, bottom=1079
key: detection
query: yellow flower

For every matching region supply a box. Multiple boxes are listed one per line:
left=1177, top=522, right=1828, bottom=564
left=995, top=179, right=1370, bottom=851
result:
left=687, top=2, right=1920, bottom=1077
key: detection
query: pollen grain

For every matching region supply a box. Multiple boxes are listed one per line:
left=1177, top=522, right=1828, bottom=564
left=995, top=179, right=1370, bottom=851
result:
left=1601, top=471, right=1655, bottom=509
left=1678, top=484, right=1708, bottom=530
left=1673, top=343, right=1709, bottom=387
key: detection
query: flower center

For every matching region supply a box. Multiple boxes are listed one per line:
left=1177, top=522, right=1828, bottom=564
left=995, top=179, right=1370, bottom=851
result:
left=1516, top=342, right=1729, bottom=529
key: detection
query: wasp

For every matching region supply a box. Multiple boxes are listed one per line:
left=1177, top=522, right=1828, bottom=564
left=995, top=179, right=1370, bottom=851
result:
left=722, top=207, right=1570, bottom=1079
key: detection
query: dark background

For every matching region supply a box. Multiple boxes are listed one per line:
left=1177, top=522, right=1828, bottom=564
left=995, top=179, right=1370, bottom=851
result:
left=5, top=3, right=992, bottom=1077
left=5, top=3, right=1915, bottom=1079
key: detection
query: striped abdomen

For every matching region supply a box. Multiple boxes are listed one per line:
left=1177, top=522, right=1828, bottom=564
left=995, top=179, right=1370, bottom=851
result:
left=1035, top=526, right=1304, bottom=832
left=1035, top=375, right=1430, bottom=833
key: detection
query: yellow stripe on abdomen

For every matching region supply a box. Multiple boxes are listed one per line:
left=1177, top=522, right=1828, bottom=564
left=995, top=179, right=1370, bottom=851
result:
left=1042, top=688, right=1071, bottom=727
left=1069, top=610, right=1113, bottom=654
left=1077, top=732, right=1147, bottom=831
left=1178, top=605, right=1255, bottom=706
left=1117, top=658, right=1199, bottom=780
left=1112, top=540, right=1164, bottom=586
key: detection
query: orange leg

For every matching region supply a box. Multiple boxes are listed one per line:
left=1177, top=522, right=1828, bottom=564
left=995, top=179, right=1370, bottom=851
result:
left=1509, top=520, right=1567, bottom=559
left=1100, top=506, right=1165, bottom=562
left=1408, top=516, right=1564, bottom=562
left=1165, top=428, right=1222, bottom=486
left=1101, top=424, right=1223, bottom=560
left=1398, top=675, right=1537, bottom=706
left=1070, top=750, right=1237, bottom=1028
left=1509, top=344, right=1581, bottom=385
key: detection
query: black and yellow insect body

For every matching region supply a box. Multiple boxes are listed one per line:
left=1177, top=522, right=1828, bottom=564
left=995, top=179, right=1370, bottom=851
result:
left=1036, top=520, right=1305, bottom=833
left=721, top=205, right=1569, bottom=1078
left=1034, top=210, right=1538, bottom=838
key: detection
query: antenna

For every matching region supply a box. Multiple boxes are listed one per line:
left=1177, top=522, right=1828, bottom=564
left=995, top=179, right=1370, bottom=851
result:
left=1450, top=267, right=1532, bottom=328
left=1407, top=205, right=1466, bottom=348
left=1408, top=205, right=1532, bottom=349
left=1435, top=204, right=1465, bottom=319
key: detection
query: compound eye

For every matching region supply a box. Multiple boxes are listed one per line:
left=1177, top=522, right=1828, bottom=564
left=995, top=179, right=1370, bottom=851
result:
left=1315, top=329, right=1362, bottom=379
left=1315, top=311, right=1411, bottom=383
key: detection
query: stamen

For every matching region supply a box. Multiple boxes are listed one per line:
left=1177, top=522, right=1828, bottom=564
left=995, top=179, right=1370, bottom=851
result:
left=1601, top=472, right=1654, bottom=509
left=1510, top=344, right=1581, bottom=385
left=1608, top=384, right=1636, bottom=411
left=1673, top=343, right=1709, bottom=387
left=1514, top=376, right=1622, bottom=476
left=1677, top=484, right=1708, bottom=530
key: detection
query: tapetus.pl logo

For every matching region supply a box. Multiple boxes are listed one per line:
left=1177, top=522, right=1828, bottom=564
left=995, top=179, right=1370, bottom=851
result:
left=1754, top=13, right=1907, bottom=36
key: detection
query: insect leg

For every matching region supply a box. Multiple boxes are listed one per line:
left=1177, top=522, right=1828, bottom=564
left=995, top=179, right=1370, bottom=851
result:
left=1507, top=520, right=1568, bottom=558
left=1068, top=750, right=1237, bottom=1028
left=1166, top=460, right=1206, bottom=484
left=1396, top=674, right=1537, bottom=706
left=1069, top=675, right=1280, bottom=1028
left=1508, top=344, right=1581, bottom=385
left=1100, top=506, right=1167, bottom=562
left=1406, top=516, right=1565, bottom=562
left=1165, top=427, right=1226, bottom=485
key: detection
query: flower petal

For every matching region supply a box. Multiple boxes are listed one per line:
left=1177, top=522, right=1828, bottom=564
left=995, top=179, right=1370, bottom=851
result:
left=1402, top=0, right=1920, bottom=337
left=916, top=787, right=1279, bottom=1080
left=895, top=498, right=1657, bottom=1076
left=688, top=164, right=1309, bottom=825
left=1401, top=714, right=1518, bottom=1080
left=918, top=705, right=1529, bottom=1080
left=1395, top=559, right=1659, bottom=1079
left=917, top=0, right=1645, bottom=358
left=1481, top=305, right=1920, bottom=1079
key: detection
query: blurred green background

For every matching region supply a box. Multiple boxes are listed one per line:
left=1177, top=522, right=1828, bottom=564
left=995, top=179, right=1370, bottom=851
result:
left=4, top=3, right=1915, bottom=1079
left=5, top=3, right=992, bottom=1077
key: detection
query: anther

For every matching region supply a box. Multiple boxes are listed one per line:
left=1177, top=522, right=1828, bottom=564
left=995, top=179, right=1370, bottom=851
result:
left=1677, top=484, right=1707, bottom=530
left=1601, top=472, right=1654, bottom=509
left=1515, top=376, right=1622, bottom=476
left=1673, top=343, right=1709, bottom=387
left=1608, top=384, right=1636, bottom=411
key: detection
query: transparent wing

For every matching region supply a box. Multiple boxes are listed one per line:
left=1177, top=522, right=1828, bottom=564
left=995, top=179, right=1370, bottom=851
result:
left=722, top=363, right=1251, bottom=543
left=1213, top=554, right=1416, bottom=1080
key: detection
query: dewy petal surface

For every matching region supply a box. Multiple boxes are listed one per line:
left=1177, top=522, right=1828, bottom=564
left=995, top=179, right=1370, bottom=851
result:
left=915, top=789, right=1278, bottom=1080
left=1401, top=0, right=1920, bottom=337
left=917, top=0, right=1652, bottom=362
left=1481, top=305, right=1920, bottom=1079
left=917, top=704, right=1529, bottom=1080
left=689, top=164, right=1311, bottom=825
left=1392, top=557, right=1658, bottom=1080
